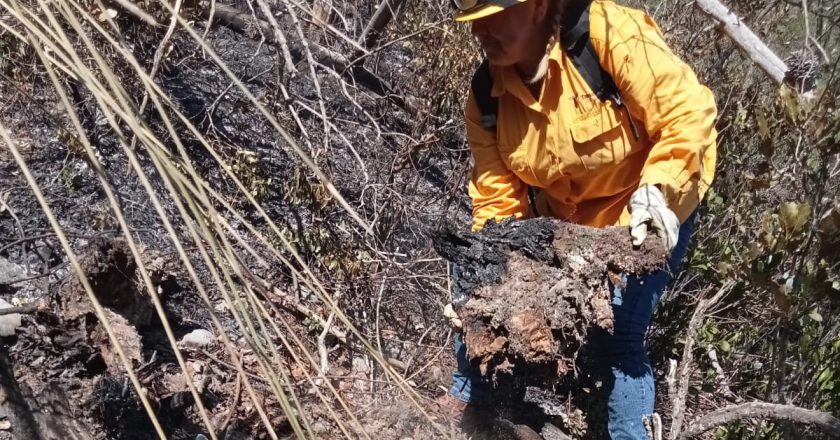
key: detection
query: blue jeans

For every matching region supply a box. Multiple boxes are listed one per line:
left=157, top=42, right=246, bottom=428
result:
left=448, top=214, right=695, bottom=439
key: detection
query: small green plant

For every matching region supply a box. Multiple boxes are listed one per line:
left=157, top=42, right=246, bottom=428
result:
left=280, top=167, right=331, bottom=209
left=228, top=149, right=270, bottom=202
left=58, top=128, right=85, bottom=157
left=302, top=316, right=323, bottom=333
left=58, top=166, right=82, bottom=191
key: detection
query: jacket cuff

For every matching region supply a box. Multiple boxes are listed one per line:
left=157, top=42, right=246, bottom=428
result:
left=639, top=169, right=699, bottom=224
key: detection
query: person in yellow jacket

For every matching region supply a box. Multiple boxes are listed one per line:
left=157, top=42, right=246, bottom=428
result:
left=441, top=0, right=717, bottom=438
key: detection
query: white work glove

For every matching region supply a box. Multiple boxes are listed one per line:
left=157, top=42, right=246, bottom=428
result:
left=443, top=303, right=462, bottom=329
left=629, top=184, right=680, bottom=252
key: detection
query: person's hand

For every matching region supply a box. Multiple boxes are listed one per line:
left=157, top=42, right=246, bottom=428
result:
left=629, top=184, right=680, bottom=252
left=443, top=303, right=462, bottom=329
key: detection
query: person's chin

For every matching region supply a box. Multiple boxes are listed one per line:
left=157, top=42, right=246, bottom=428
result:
left=485, top=51, right=513, bottom=66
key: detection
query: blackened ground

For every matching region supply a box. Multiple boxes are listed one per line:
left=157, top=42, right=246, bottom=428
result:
left=0, top=2, right=473, bottom=439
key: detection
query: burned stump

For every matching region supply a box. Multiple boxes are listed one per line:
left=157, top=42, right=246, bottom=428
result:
left=433, top=217, right=668, bottom=379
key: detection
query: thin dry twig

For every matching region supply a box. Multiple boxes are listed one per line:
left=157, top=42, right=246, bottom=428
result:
left=670, top=281, right=736, bottom=439
left=2, top=264, right=65, bottom=285
left=251, top=0, right=297, bottom=75
left=706, top=346, right=741, bottom=402
left=667, top=358, right=678, bottom=405
left=0, top=194, right=29, bottom=275
left=217, top=369, right=243, bottom=436
left=108, top=0, right=159, bottom=26
left=316, top=311, right=336, bottom=385
left=134, top=0, right=183, bottom=127
left=374, top=276, right=387, bottom=366
left=357, top=0, right=407, bottom=50
left=267, top=285, right=348, bottom=343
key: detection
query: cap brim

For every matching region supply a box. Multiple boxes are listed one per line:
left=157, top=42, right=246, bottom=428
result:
left=454, top=4, right=506, bottom=22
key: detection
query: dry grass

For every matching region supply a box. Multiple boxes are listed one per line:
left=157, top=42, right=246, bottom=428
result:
left=0, top=0, right=455, bottom=438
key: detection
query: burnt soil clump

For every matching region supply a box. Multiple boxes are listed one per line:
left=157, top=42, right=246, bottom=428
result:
left=434, top=217, right=668, bottom=392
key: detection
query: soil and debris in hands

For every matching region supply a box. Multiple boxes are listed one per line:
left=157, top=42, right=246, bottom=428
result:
left=433, top=217, right=668, bottom=380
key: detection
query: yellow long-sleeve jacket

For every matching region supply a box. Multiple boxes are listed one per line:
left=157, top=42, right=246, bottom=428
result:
left=467, top=0, right=717, bottom=231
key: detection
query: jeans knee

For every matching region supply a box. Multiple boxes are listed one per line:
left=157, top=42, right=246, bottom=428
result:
left=450, top=333, right=490, bottom=403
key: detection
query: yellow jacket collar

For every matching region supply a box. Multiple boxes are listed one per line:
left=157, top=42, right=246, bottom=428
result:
left=489, top=41, right=563, bottom=115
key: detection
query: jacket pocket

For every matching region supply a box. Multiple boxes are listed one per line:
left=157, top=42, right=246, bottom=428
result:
left=569, top=97, right=628, bottom=170
left=570, top=98, right=622, bottom=143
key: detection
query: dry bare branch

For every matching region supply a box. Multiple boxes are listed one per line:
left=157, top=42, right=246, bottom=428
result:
left=252, top=0, right=297, bottom=75
left=201, top=3, right=402, bottom=100
left=357, top=0, right=407, bottom=50
left=678, top=402, right=840, bottom=439
left=694, top=0, right=788, bottom=85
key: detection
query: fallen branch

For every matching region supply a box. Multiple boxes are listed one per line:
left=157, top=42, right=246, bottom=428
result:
left=694, top=0, right=788, bottom=85
left=0, top=304, right=39, bottom=316
left=678, top=402, right=840, bottom=439
left=670, top=281, right=735, bottom=440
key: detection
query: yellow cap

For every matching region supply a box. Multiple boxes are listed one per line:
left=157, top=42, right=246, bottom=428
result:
left=454, top=0, right=527, bottom=22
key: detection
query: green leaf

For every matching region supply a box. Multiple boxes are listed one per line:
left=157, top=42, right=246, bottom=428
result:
left=817, top=369, right=834, bottom=389
left=779, top=202, right=811, bottom=236
left=719, top=340, right=731, bottom=353
left=809, top=310, right=824, bottom=323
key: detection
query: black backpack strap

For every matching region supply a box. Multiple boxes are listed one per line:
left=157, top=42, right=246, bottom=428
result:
left=470, top=60, right=498, bottom=129
left=561, top=0, right=619, bottom=102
